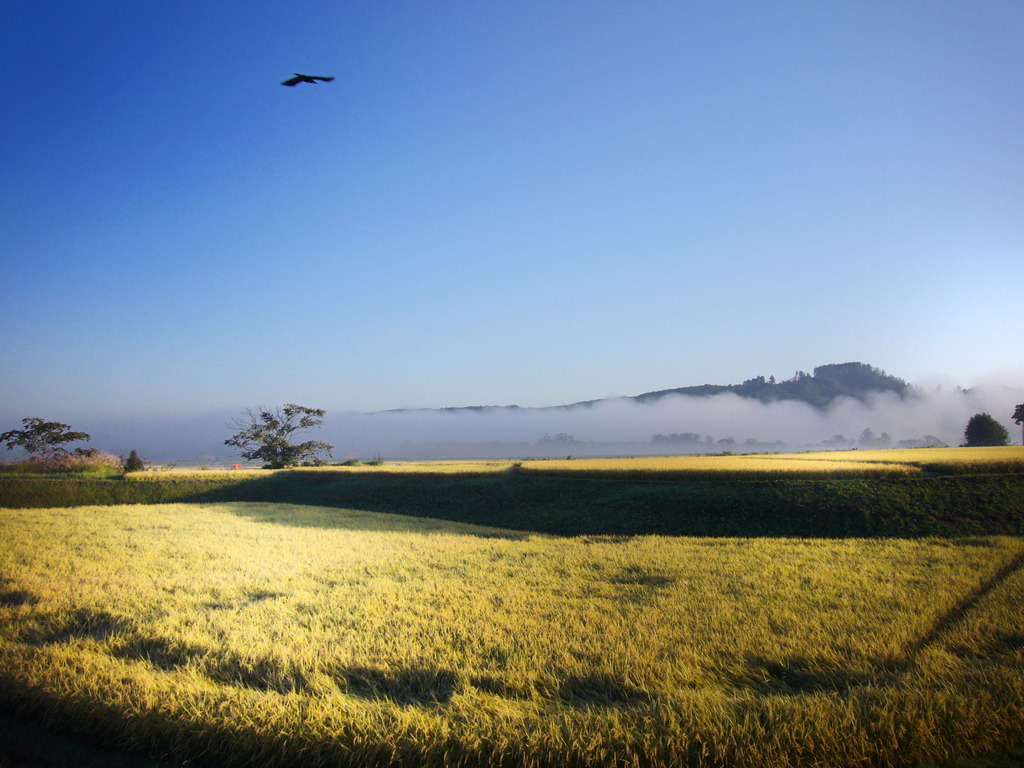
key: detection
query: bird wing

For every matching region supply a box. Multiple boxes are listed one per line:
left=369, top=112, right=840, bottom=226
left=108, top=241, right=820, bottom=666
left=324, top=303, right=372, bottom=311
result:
left=280, top=73, right=334, bottom=86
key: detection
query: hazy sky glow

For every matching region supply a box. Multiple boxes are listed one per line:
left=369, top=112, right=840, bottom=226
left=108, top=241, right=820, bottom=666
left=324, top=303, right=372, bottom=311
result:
left=3, top=1, right=1023, bottom=428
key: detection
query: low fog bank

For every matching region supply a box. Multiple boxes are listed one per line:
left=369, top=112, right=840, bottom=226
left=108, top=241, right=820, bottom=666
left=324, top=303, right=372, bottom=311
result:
left=327, top=384, right=1024, bottom=459
left=4, top=384, right=1021, bottom=464
left=73, top=412, right=237, bottom=465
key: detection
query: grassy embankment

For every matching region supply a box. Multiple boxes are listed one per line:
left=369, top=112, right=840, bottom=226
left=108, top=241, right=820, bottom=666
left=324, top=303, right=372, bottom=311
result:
left=2, top=447, right=1023, bottom=538
left=1, top=502, right=1024, bottom=767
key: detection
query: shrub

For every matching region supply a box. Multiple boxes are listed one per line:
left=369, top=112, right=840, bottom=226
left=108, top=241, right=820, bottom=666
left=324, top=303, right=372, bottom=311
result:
left=2, top=451, right=122, bottom=477
left=123, top=450, right=146, bottom=472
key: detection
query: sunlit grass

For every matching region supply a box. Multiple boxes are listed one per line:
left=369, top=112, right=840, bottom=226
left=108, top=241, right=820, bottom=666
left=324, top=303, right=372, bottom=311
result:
left=1, top=503, right=1022, bottom=766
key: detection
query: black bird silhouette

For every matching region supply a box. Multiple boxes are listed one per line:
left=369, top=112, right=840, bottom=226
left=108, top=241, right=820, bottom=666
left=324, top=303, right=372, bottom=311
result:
left=281, top=73, right=335, bottom=86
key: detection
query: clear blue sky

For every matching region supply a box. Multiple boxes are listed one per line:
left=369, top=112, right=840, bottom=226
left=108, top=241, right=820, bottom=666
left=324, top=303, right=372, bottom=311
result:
left=3, top=1, right=1022, bottom=421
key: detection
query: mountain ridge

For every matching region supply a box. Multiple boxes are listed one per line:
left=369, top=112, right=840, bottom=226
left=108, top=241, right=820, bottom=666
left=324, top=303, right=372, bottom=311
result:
left=632, top=362, right=908, bottom=409
left=382, top=362, right=910, bottom=414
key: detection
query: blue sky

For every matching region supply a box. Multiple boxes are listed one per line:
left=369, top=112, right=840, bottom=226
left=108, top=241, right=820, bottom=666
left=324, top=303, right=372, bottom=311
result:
left=3, top=1, right=1023, bottom=422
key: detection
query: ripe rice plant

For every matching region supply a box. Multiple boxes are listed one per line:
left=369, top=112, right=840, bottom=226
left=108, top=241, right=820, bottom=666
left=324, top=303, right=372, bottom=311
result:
left=1, top=503, right=1022, bottom=767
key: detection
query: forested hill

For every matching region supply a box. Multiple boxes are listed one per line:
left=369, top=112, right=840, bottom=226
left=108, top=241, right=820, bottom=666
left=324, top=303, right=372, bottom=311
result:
left=390, top=363, right=910, bottom=414
left=631, top=363, right=909, bottom=409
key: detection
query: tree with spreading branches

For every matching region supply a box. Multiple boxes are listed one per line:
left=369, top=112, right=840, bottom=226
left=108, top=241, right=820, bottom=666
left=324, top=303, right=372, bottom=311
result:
left=224, top=404, right=333, bottom=469
left=0, top=417, right=91, bottom=459
left=1013, top=403, right=1024, bottom=446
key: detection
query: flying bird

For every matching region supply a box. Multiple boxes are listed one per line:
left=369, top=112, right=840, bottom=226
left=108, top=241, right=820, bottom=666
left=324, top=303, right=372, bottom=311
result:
left=281, top=73, right=335, bottom=86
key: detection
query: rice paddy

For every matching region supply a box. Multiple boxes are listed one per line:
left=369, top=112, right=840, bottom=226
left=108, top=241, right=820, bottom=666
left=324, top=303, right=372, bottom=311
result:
left=516, top=446, right=1024, bottom=480
left=2, top=501, right=1023, bottom=767
left=124, top=446, right=1024, bottom=482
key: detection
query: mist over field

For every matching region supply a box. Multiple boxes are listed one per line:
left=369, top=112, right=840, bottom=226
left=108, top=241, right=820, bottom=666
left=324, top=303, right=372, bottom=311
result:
left=324, top=383, right=1024, bottom=460
left=21, top=380, right=1021, bottom=463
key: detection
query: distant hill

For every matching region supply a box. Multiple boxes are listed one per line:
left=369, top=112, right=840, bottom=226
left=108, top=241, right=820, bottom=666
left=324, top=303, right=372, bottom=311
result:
left=392, top=362, right=910, bottom=415
left=631, top=362, right=909, bottom=409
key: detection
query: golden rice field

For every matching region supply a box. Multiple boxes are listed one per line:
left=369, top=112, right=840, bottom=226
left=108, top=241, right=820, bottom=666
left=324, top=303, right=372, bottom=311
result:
left=1, top=502, right=1023, bottom=767
left=127, top=460, right=515, bottom=481
left=131, top=446, right=1024, bottom=481
left=521, top=454, right=919, bottom=478
left=518, top=446, right=1024, bottom=479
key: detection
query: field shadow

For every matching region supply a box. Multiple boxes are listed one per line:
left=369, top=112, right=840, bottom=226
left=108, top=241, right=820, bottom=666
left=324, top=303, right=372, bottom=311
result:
left=0, top=575, right=39, bottom=608
left=176, top=470, right=1024, bottom=539
left=6, top=466, right=1024, bottom=538
left=112, top=633, right=193, bottom=665
left=202, top=589, right=286, bottom=611
left=112, top=630, right=460, bottom=704
left=112, top=635, right=312, bottom=696
left=468, top=674, right=532, bottom=699
left=20, top=615, right=313, bottom=697
left=186, top=473, right=537, bottom=539
left=203, top=656, right=311, bottom=695
left=721, top=656, right=881, bottom=696
left=333, top=665, right=458, bottom=705
left=609, top=566, right=676, bottom=589
left=17, top=609, right=508, bottom=707
left=22, top=608, right=132, bottom=646
left=606, top=566, right=677, bottom=604
left=0, top=588, right=39, bottom=607
left=555, top=672, right=652, bottom=707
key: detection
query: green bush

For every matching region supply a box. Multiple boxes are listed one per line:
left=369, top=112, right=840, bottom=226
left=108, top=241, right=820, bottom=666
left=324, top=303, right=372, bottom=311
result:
left=122, top=450, right=145, bottom=472
left=963, top=413, right=1011, bottom=447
